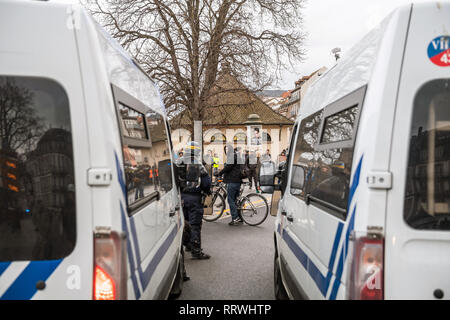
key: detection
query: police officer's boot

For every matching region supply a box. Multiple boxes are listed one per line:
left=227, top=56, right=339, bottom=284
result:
left=192, top=249, right=211, bottom=260
left=191, top=242, right=210, bottom=260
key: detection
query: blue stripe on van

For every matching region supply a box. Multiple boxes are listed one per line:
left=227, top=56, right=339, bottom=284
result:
left=128, top=216, right=178, bottom=293
left=115, top=152, right=180, bottom=297
left=277, top=222, right=282, bottom=235
left=328, top=156, right=363, bottom=300
left=120, top=203, right=141, bottom=300
left=282, top=231, right=308, bottom=269
left=328, top=223, right=344, bottom=271
left=138, top=225, right=178, bottom=291
left=0, top=262, right=11, bottom=277
left=0, top=260, right=62, bottom=300
left=281, top=222, right=343, bottom=297
left=329, top=206, right=356, bottom=300
left=279, top=156, right=363, bottom=299
left=116, top=152, right=142, bottom=298
left=347, top=156, right=363, bottom=211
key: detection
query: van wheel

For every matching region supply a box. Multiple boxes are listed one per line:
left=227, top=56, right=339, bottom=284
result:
left=169, top=249, right=185, bottom=299
left=274, top=255, right=289, bottom=300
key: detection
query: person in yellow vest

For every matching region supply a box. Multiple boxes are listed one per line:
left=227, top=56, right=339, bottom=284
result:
left=212, top=153, right=220, bottom=176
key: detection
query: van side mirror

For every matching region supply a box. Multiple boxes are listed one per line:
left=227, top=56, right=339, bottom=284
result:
left=290, top=165, right=305, bottom=191
left=278, top=161, right=288, bottom=195
left=259, top=160, right=277, bottom=194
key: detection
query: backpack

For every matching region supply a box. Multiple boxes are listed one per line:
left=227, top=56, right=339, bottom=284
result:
left=176, top=161, right=202, bottom=193
left=240, top=164, right=249, bottom=180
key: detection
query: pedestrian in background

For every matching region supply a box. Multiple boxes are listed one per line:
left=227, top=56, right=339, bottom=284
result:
left=262, top=149, right=271, bottom=162
left=245, top=150, right=259, bottom=193
left=212, top=153, right=220, bottom=176
left=215, top=144, right=243, bottom=226
left=278, top=149, right=287, bottom=164
left=204, top=149, right=213, bottom=176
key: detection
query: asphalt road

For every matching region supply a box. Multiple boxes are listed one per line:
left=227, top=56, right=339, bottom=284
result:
left=178, top=192, right=276, bottom=300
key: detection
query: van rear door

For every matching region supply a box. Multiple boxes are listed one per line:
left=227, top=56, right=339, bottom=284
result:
left=0, top=2, right=93, bottom=299
left=385, top=3, right=450, bottom=300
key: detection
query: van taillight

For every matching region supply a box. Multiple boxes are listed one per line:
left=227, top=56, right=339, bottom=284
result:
left=93, top=229, right=127, bottom=300
left=347, top=231, right=384, bottom=300
left=94, top=265, right=116, bottom=300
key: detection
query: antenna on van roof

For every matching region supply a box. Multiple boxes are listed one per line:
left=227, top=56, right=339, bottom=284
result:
left=331, top=47, right=341, bottom=61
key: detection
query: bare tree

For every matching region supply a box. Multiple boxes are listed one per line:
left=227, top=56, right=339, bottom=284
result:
left=0, top=79, right=44, bottom=155
left=86, top=0, right=306, bottom=125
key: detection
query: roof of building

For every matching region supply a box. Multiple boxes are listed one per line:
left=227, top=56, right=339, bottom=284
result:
left=171, top=73, right=294, bottom=128
left=281, top=91, right=291, bottom=99
left=294, top=67, right=327, bottom=87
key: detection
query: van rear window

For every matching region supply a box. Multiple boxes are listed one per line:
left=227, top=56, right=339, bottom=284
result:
left=404, top=79, right=450, bottom=231
left=0, top=76, right=76, bottom=261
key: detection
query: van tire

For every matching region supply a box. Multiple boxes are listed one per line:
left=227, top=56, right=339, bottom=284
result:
left=274, top=255, right=289, bottom=300
left=169, top=249, right=185, bottom=299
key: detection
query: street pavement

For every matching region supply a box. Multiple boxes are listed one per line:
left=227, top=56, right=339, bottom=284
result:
left=178, top=191, right=276, bottom=300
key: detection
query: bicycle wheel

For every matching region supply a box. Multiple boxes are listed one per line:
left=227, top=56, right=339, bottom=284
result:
left=203, top=192, right=225, bottom=222
left=238, top=193, right=269, bottom=226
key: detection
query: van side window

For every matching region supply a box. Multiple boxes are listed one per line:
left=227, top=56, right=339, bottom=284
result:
left=147, top=111, right=173, bottom=194
left=119, top=103, right=148, bottom=140
left=290, top=110, right=323, bottom=198
left=309, top=111, right=358, bottom=212
left=321, top=106, right=358, bottom=144
left=404, top=79, right=450, bottom=231
left=113, top=86, right=173, bottom=214
left=0, top=76, right=76, bottom=261
left=291, top=86, right=365, bottom=219
left=309, top=87, right=365, bottom=218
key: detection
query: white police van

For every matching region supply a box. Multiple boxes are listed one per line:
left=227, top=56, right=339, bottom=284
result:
left=0, top=0, right=185, bottom=300
left=261, top=2, right=450, bottom=300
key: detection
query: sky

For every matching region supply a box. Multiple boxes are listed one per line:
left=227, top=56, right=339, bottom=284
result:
left=274, top=0, right=429, bottom=90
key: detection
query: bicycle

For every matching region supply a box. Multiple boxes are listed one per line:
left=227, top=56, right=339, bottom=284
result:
left=202, top=179, right=227, bottom=222
left=203, top=179, right=269, bottom=226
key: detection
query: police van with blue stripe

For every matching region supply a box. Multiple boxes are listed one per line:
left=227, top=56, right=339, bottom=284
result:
left=261, top=2, right=450, bottom=300
left=0, top=0, right=185, bottom=300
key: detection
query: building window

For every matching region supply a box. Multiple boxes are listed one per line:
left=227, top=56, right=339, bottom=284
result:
left=210, top=133, right=227, bottom=144
left=262, top=132, right=272, bottom=143
left=233, top=133, right=247, bottom=144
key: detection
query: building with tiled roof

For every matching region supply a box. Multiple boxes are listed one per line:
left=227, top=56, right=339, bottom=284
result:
left=170, top=72, right=294, bottom=165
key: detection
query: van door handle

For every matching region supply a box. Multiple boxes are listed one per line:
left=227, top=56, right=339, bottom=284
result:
left=169, top=205, right=180, bottom=217
left=282, top=211, right=294, bottom=222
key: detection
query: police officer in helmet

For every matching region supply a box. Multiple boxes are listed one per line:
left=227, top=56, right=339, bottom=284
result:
left=175, top=141, right=212, bottom=260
